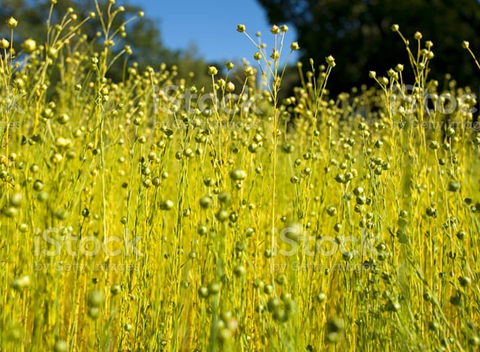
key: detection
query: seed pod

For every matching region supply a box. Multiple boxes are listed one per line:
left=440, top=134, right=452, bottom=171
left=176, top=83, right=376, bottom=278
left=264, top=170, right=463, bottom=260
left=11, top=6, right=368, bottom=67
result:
left=263, top=284, right=274, bottom=294
left=327, top=206, right=337, bottom=217
left=290, top=42, right=300, bottom=51
left=459, top=276, right=471, bottom=287
left=316, top=292, right=327, bottom=303
left=110, top=284, right=122, bottom=295
left=7, top=17, right=18, bottom=28
left=11, top=276, right=30, bottom=291
left=275, top=274, right=287, bottom=285
left=208, top=282, right=220, bottom=295
left=456, top=231, right=466, bottom=240
left=326, top=317, right=345, bottom=343
left=198, top=286, right=209, bottom=298
left=267, top=297, right=281, bottom=312
left=88, top=307, right=100, bottom=320
left=426, top=207, right=437, bottom=218
left=450, top=294, right=462, bottom=306
left=230, top=169, right=246, bottom=181
left=88, top=290, right=104, bottom=308
left=160, top=200, right=174, bottom=210
left=218, top=192, right=231, bottom=204
left=233, top=265, right=246, bottom=277
left=448, top=180, right=461, bottom=192
left=22, top=38, right=37, bottom=53
left=53, top=339, right=68, bottom=352
left=216, top=210, right=229, bottom=222
left=197, top=225, right=208, bottom=236
left=207, top=66, right=218, bottom=76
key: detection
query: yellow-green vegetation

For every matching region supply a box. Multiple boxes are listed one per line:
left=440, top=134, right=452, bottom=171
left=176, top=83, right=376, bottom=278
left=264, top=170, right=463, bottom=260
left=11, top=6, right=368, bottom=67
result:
left=2, top=2, right=480, bottom=352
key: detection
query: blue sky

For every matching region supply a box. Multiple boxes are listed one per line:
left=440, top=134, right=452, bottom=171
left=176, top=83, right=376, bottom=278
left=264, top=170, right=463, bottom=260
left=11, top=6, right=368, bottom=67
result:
left=134, top=0, right=299, bottom=64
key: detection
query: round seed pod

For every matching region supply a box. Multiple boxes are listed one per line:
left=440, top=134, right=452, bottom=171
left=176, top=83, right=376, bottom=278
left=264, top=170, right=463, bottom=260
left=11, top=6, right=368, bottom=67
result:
left=88, top=290, right=104, bottom=308
left=198, top=286, right=209, bottom=298
left=88, top=307, right=100, bottom=320
left=230, top=169, right=246, bottom=181
left=53, top=339, right=68, bottom=352
left=110, top=284, right=122, bottom=295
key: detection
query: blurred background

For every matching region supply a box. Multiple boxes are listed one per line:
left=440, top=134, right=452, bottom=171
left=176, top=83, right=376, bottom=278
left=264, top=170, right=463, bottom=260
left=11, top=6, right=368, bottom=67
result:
left=2, top=0, right=480, bottom=94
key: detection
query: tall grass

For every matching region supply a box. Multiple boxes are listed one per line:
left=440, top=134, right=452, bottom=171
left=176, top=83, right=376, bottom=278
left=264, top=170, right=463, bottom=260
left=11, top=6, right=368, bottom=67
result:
left=1, top=2, right=480, bottom=351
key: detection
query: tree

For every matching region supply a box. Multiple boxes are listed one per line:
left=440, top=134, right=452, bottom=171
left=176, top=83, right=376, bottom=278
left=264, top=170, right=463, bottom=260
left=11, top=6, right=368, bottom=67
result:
left=257, top=0, right=480, bottom=93
left=0, top=0, right=211, bottom=83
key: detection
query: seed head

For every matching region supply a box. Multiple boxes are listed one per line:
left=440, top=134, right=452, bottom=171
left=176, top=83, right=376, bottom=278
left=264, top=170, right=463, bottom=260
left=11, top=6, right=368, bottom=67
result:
left=244, top=67, right=254, bottom=76
left=0, top=38, right=10, bottom=50
left=429, top=140, right=439, bottom=150
left=226, top=82, right=235, bottom=92
left=226, top=61, right=234, bottom=70
left=414, top=31, right=423, bottom=40
left=326, top=317, right=345, bottom=343
left=160, top=199, right=174, bottom=210
left=11, top=275, right=30, bottom=291
left=198, top=286, right=209, bottom=298
left=230, top=169, right=247, bottom=181
left=271, top=49, right=280, bottom=60
left=327, top=206, right=337, bottom=216
left=53, top=340, right=68, bottom=352
left=111, top=284, right=122, bottom=295
left=459, top=276, right=471, bottom=287
left=316, top=292, right=327, bottom=303
left=281, top=24, right=289, bottom=33
left=21, top=38, right=36, bottom=53
left=325, top=55, right=336, bottom=67
left=208, top=66, right=218, bottom=76
left=47, top=47, right=58, bottom=59
left=369, top=71, right=376, bottom=79
left=237, top=24, right=246, bottom=33
left=199, top=196, right=212, bottom=209
left=270, top=25, right=280, bottom=35
left=290, top=42, right=300, bottom=51
left=7, top=17, right=18, bottom=28
left=391, top=24, right=399, bottom=32
left=448, top=180, right=461, bottom=192
left=463, top=41, right=470, bottom=49
left=353, top=186, right=364, bottom=196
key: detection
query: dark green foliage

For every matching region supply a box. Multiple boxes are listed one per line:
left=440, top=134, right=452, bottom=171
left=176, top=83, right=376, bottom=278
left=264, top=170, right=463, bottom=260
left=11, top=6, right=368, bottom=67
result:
left=257, top=0, right=480, bottom=93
